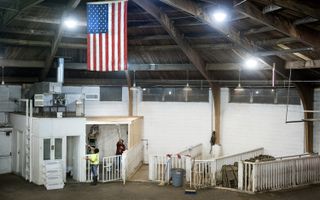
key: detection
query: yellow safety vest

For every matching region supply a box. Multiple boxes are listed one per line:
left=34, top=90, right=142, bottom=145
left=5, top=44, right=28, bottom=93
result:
left=89, top=153, right=99, bottom=165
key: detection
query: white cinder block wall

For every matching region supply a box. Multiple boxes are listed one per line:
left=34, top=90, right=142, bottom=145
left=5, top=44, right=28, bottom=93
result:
left=61, top=86, right=306, bottom=159
left=138, top=99, right=213, bottom=159
left=220, top=88, right=305, bottom=157
left=313, top=88, right=320, bottom=153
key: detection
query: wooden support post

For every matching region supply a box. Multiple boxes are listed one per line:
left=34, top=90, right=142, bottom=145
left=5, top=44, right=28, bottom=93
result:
left=125, top=71, right=133, bottom=116
left=295, top=83, right=314, bottom=153
left=212, top=86, right=221, bottom=144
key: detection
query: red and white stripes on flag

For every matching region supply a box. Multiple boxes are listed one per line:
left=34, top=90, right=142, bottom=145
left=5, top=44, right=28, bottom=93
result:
left=87, top=1, right=128, bottom=72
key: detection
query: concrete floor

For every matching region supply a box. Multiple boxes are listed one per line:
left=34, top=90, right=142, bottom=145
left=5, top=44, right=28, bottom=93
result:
left=2, top=174, right=320, bottom=200
left=129, top=164, right=149, bottom=182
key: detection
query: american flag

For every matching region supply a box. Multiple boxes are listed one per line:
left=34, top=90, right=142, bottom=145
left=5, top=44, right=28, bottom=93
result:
left=87, top=1, right=128, bottom=72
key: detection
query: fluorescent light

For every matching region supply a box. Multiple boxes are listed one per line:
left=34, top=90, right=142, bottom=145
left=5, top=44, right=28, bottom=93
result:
left=245, top=58, right=258, bottom=69
left=255, top=90, right=259, bottom=94
left=213, top=10, right=227, bottom=22
left=142, top=88, right=146, bottom=91
left=168, top=91, right=172, bottom=95
left=64, top=18, right=78, bottom=29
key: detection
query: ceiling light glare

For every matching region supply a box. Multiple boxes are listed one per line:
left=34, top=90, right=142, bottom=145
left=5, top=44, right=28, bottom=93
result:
left=213, top=10, right=227, bottom=22
left=245, top=58, right=258, bottom=69
left=255, top=90, right=259, bottom=94
left=64, top=18, right=78, bottom=29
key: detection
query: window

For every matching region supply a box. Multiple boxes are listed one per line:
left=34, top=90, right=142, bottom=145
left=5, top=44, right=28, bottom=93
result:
left=100, top=86, right=122, bottom=101
left=142, top=87, right=209, bottom=102
left=229, top=88, right=301, bottom=105
left=54, top=138, right=62, bottom=159
left=43, top=139, right=51, bottom=160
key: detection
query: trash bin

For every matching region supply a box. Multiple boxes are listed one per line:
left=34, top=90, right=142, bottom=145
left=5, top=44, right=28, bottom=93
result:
left=171, top=168, right=185, bottom=187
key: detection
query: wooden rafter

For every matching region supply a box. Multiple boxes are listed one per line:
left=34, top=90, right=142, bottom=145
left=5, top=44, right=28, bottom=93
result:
left=235, top=1, right=320, bottom=48
left=132, top=0, right=222, bottom=142
left=40, top=0, right=81, bottom=80
left=265, top=0, right=320, bottom=20
left=1, top=0, right=44, bottom=25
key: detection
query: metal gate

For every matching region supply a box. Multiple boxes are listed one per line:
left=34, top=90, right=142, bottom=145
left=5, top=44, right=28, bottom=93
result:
left=86, top=155, right=123, bottom=183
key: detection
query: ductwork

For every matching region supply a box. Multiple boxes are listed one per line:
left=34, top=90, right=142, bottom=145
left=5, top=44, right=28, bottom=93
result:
left=57, top=58, right=64, bottom=84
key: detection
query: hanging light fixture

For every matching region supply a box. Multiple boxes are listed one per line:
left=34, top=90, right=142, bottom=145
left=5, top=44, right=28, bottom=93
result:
left=234, top=68, right=244, bottom=91
left=183, top=70, right=192, bottom=91
left=130, top=70, right=139, bottom=91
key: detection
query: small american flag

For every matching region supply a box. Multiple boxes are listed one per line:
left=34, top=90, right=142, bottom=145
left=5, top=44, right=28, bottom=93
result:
left=87, top=0, right=128, bottom=72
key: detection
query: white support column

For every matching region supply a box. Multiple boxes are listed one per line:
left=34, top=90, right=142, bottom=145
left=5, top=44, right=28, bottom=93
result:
left=148, top=155, right=155, bottom=180
left=238, top=161, right=244, bottom=190
left=252, top=163, right=257, bottom=192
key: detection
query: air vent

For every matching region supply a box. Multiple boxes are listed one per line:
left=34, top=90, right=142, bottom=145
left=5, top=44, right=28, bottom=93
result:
left=85, top=94, right=99, bottom=101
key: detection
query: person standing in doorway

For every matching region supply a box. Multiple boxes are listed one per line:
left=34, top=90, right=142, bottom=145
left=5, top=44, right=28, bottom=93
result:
left=86, top=145, right=100, bottom=185
left=116, top=139, right=126, bottom=170
left=116, top=139, right=126, bottom=156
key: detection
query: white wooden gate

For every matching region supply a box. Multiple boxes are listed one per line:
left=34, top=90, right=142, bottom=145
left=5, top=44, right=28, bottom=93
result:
left=86, top=155, right=122, bottom=183
left=102, top=155, right=122, bottom=182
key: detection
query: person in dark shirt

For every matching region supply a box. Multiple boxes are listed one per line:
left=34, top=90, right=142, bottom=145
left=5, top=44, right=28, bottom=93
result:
left=116, top=139, right=126, bottom=155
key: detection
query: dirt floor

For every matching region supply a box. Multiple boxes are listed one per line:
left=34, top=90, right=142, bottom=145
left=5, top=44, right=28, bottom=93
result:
left=1, top=173, right=320, bottom=200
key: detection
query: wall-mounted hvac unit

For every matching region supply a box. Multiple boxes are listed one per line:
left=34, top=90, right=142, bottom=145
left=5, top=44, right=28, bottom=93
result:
left=85, top=94, right=99, bottom=101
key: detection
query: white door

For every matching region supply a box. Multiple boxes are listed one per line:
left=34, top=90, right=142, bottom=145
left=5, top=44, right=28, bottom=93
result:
left=43, top=138, right=63, bottom=161
left=0, top=131, right=12, bottom=174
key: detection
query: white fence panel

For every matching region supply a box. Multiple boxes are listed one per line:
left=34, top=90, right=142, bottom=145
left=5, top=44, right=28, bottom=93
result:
left=149, top=155, right=190, bottom=182
left=239, top=154, right=320, bottom=192
left=191, top=160, right=215, bottom=189
left=190, top=147, right=264, bottom=189
left=122, top=142, right=144, bottom=183
left=178, top=144, right=203, bottom=159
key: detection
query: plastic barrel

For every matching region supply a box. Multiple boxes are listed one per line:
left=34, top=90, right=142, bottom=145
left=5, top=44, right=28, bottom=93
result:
left=171, top=168, right=185, bottom=187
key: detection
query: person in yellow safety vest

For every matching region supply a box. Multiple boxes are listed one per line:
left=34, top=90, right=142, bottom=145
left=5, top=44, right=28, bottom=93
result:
left=86, top=145, right=100, bottom=185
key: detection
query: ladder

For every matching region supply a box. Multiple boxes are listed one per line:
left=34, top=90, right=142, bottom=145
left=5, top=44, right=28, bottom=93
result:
left=23, top=100, right=32, bottom=182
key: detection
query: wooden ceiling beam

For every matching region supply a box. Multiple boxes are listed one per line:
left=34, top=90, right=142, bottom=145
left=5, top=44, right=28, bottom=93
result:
left=0, top=27, right=225, bottom=41
left=40, top=0, right=81, bottom=81
left=267, top=0, right=320, bottom=20
left=0, top=38, right=312, bottom=56
left=262, top=4, right=282, bottom=14
left=235, top=1, right=320, bottom=48
left=285, top=60, right=320, bottom=69
left=0, top=60, right=273, bottom=71
left=132, top=0, right=212, bottom=83
left=293, top=17, right=319, bottom=26
left=0, top=59, right=44, bottom=68
left=1, top=0, right=44, bottom=25
left=255, top=37, right=297, bottom=46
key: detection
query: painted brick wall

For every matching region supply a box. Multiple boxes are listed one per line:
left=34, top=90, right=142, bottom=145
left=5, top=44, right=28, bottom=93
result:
left=137, top=92, right=213, bottom=159
left=313, top=88, right=320, bottom=153
left=220, top=88, right=305, bottom=157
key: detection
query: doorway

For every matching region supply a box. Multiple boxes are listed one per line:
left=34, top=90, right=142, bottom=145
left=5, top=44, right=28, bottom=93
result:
left=66, top=136, right=80, bottom=182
